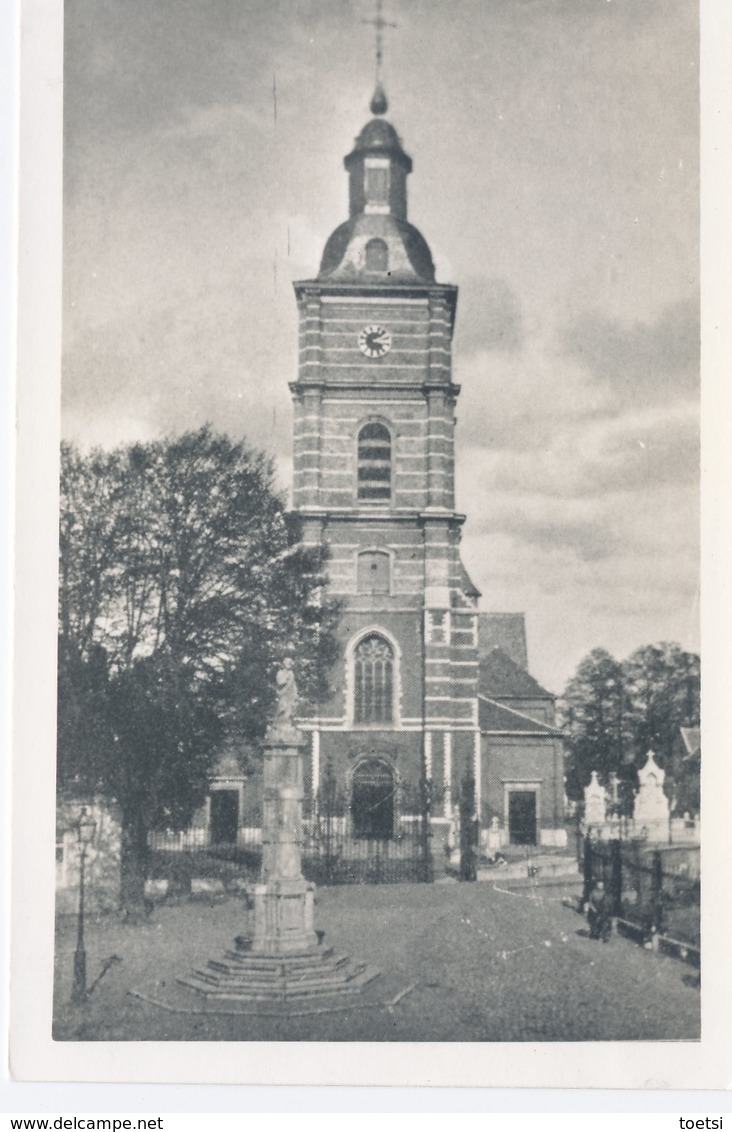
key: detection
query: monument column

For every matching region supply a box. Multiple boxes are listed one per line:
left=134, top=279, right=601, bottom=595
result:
left=178, top=654, right=377, bottom=1002
left=251, top=656, right=318, bottom=954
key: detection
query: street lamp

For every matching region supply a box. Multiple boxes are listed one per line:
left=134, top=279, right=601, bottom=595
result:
left=71, top=806, right=97, bottom=1004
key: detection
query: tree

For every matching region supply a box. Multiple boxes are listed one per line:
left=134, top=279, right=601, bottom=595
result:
left=621, top=642, right=700, bottom=766
left=560, top=641, right=700, bottom=814
left=560, top=649, right=626, bottom=803
left=621, top=642, right=700, bottom=811
left=57, top=428, right=339, bottom=913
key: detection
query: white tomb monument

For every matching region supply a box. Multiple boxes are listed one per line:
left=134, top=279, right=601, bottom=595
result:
left=633, top=750, right=670, bottom=842
left=584, top=771, right=607, bottom=827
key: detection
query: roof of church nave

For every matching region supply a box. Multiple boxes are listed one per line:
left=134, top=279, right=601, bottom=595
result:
left=478, top=695, right=560, bottom=737
left=479, top=647, right=555, bottom=702
left=454, top=561, right=481, bottom=601
left=679, top=726, right=701, bottom=759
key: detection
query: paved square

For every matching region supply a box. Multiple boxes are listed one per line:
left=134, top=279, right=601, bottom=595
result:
left=53, top=881, right=700, bottom=1042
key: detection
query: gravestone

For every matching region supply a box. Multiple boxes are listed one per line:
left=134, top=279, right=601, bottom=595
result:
left=584, top=771, right=607, bottom=827
left=487, top=814, right=504, bottom=851
left=633, top=750, right=670, bottom=842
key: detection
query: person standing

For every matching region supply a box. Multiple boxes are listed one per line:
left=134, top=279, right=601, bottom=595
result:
left=587, top=880, right=611, bottom=941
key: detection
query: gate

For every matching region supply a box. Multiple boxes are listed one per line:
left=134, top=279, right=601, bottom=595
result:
left=304, top=758, right=433, bottom=885
left=351, top=757, right=395, bottom=839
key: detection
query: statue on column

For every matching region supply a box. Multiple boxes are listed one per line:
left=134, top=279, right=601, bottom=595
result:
left=269, top=652, right=300, bottom=742
left=275, top=655, right=298, bottom=723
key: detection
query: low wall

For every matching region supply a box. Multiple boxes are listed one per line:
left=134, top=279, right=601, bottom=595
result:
left=584, top=817, right=700, bottom=846
left=56, top=797, right=121, bottom=915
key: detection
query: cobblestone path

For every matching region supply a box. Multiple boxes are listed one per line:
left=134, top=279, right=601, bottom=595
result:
left=53, top=880, right=700, bottom=1042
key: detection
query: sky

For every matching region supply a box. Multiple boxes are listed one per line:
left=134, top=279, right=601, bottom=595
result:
left=61, top=0, right=699, bottom=693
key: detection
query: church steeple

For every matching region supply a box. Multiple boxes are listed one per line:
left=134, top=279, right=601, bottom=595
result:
left=287, top=47, right=566, bottom=871
left=318, top=89, right=435, bottom=283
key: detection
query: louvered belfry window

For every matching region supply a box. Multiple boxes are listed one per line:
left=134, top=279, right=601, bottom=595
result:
left=354, top=634, right=394, bottom=724
left=357, top=422, right=391, bottom=502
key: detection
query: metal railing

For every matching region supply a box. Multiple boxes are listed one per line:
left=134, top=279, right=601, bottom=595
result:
left=581, top=833, right=700, bottom=948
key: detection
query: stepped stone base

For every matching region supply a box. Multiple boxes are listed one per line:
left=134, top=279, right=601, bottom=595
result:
left=177, top=940, right=380, bottom=1004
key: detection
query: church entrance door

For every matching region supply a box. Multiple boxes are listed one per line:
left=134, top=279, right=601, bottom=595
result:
left=351, top=759, right=395, bottom=840
left=209, top=790, right=239, bottom=845
left=508, top=790, right=537, bottom=845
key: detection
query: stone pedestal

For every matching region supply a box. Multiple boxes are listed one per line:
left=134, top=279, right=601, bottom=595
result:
left=251, top=879, right=316, bottom=955
left=251, top=724, right=317, bottom=954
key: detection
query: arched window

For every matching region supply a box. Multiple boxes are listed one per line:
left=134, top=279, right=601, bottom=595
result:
left=364, top=237, right=388, bottom=272
left=357, top=551, right=390, bottom=594
left=354, top=634, right=394, bottom=724
left=357, top=422, right=391, bottom=502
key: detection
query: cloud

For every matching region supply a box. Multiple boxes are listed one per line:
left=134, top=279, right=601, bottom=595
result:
left=455, top=333, right=611, bottom=454
left=456, top=397, right=699, bottom=587
left=62, top=284, right=295, bottom=463
left=459, top=480, right=699, bottom=691
left=490, top=508, right=617, bottom=563
left=453, top=277, right=523, bottom=356
left=64, top=0, right=293, bottom=147
left=563, top=299, right=699, bottom=405
left=480, top=402, right=700, bottom=500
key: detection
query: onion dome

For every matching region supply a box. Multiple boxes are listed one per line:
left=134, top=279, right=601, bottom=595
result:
left=316, top=93, right=435, bottom=283
left=319, top=212, right=434, bottom=282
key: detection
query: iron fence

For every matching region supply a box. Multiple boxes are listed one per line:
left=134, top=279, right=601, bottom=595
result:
left=305, top=765, right=434, bottom=885
left=302, top=817, right=432, bottom=885
left=150, top=779, right=435, bottom=888
left=581, top=834, right=700, bottom=947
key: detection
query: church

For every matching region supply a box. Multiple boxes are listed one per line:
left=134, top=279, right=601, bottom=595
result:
left=281, top=81, right=567, bottom=851
left=61, top=82, right=568, bottom=897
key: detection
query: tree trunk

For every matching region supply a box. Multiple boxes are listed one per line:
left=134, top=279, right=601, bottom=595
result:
left=119, top=806, right=149, bottom=918
left=167, top=851, right=193, bottom=897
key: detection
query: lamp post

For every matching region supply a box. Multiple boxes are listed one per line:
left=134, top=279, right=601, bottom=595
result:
left=71, top=806, right=96, bottom=1004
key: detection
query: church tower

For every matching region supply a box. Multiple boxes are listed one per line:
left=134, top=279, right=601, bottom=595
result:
left=291, top=85, right=482, bottom=835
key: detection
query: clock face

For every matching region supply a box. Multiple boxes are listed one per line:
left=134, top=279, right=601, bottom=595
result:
left=358, top=324, right=392, bottom=359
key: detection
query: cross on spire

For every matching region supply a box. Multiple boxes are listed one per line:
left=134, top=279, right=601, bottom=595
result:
left=362, top=0, right=397, bottom=83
